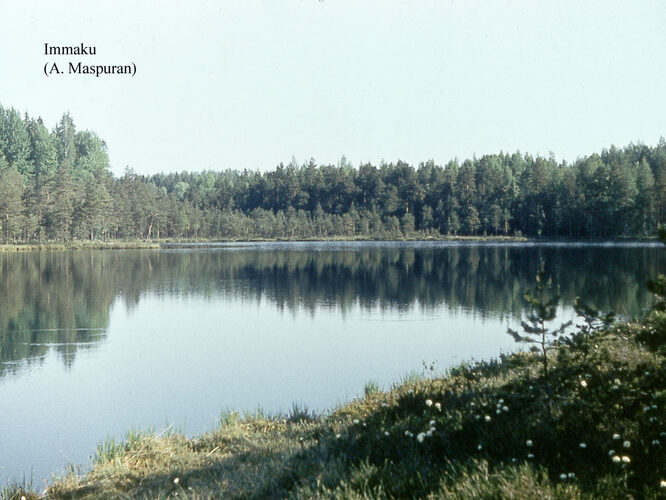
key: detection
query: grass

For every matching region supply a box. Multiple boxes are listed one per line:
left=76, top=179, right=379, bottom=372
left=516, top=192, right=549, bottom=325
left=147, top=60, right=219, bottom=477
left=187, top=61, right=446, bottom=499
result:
left=1, top=478, right=37, bottom=500
left=5, top=235, right=665, bottom=252
left=0, top=240, right=160, bottom=252
left=0, top=235, right=528, bottom=253
left=3, top=311, right=659, bottom=499
left=158, top=235, right=530, bottom=245
left=363, top=380, right=381, bottom=397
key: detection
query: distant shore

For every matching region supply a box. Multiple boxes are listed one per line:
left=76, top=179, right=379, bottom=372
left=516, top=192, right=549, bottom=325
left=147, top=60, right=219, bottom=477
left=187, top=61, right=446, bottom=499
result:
left=0, top=240, right=160, bottom=252
left=2, top=234, right=664, bottom=252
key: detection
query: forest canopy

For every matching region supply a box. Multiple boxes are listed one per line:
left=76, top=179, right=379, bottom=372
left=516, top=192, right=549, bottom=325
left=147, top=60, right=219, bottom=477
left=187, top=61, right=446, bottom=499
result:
left=0, top=103, right=665, bottom=242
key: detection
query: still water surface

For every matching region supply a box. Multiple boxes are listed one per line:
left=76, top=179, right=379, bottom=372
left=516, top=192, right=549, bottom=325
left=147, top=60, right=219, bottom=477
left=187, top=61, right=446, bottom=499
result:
left=0, top=242, right=664, bottom=487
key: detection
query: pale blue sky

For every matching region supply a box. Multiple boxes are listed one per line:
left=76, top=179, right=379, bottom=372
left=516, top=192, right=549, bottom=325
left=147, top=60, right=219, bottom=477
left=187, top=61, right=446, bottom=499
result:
left=0, top=0, right=665, bottom=176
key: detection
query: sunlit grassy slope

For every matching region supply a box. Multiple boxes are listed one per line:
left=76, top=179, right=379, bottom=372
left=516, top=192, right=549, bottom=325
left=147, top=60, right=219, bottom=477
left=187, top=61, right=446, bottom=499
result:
left=5, top=312, right=666, bottom=499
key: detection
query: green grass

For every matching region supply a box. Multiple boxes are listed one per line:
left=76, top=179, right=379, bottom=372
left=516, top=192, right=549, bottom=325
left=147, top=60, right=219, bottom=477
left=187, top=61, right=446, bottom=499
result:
left=1, top=478, right=38, bottom=500
left=363, top=380, right=381, bottom=397
left=158, top=234, right=530, bottom=245
left=2, top=313, right=654, bottom=499
left=6, top=235, right=665, bottom=252
left=0, top=235, right=528, bottom=253
left=0, top=240, right=160, bottom=252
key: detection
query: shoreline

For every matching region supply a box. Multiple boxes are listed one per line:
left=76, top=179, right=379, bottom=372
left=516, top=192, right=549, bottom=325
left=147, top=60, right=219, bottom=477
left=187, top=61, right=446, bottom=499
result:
left=0, top=241, right=160, bottom=252
left=7, top=312, right=665, bottom=499
left=0, top=234, right=662, bottom=252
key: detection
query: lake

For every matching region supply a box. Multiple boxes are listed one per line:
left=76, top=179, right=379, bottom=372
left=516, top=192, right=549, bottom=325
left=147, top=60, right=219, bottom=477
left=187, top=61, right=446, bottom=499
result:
left=0, top=241, right=664, bottom=487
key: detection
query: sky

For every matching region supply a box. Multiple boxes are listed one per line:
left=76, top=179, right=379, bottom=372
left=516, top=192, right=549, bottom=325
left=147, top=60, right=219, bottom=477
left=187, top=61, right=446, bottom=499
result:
left=0, top=0, right=665, bottom=176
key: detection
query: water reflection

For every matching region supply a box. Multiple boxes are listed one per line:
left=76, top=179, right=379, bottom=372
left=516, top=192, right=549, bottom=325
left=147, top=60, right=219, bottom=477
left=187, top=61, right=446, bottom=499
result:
left=0, top=243, right=663, bottom=377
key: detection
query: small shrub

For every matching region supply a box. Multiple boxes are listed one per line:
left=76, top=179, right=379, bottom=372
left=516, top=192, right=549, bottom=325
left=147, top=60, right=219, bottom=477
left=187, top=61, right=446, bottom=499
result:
left=507, top=272, right=571, bottom=378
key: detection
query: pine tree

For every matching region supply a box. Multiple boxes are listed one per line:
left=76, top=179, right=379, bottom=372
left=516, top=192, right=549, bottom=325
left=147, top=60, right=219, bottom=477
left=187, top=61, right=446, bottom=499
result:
left=54, top=113, right=76, bottom=170
left=507, top=272, right=572, bottom=378
left=47, top=165, right=75, bottom=241
left=0, top=166, right=26, bottom=243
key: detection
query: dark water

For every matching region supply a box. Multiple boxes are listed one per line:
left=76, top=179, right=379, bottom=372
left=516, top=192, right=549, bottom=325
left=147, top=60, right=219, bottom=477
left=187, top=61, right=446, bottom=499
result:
left=0, top=242, right=663, bottom=488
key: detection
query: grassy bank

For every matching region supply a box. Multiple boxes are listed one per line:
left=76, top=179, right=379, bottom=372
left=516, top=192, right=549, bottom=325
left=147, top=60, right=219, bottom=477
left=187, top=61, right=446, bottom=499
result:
left=0, top=240, right=160, bottom=252
left=0, top=236, right=528, bottom=252
left=0, top=235, right=526, bottom=252
left=6, top=235, right=665, bottom=252
left=6, top=306, right=664, bottom=499
left=158, top=235, right=530, bottom=245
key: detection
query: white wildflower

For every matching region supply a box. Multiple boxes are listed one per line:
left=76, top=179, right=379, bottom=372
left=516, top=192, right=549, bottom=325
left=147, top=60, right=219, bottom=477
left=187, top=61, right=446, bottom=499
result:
left=502, top=405, right=509, bottom=412
left=559, top=473, right=567, bottom=480
left=612, top=433, right=621, bottom=440
left=621, top=456, right=630, bottom=464
left=652, top=439, right=660, bottom=446
left=608, top=449, right=616, bottom=456
left=612, top=456, right=621, bottom=463
left=580, top=380, right=588, bottom=388
left=174, top=477, right=180, bottom=485
left=429, top=420, right=436, bottom=427
left=567, top=472, right=575, bottom=479
left=527, top=453, right=534, bottom=458
left=417, top=432, right=426, bottom=443
left=623, top=440, right=631, bottom=449
left=484, top=415, right=491, bottom=422
left=526, top=440, right=533, bottom=447
left=435, top=402, right=442, bottom=411
left=336, top=434, right=341, bottom=439
left=579, top=443, right=587, bottom=449
left=425, top=399, right=433, bottom=407
left=660, top=480, right=666, bottom=488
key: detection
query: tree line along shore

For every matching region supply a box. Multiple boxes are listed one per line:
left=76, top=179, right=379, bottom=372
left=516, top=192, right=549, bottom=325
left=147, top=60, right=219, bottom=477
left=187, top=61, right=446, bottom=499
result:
left=1, top=104, right=665, bottom=244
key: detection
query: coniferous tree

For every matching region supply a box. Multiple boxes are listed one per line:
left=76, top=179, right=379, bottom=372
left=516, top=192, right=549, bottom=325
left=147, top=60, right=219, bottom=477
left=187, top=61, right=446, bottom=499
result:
left=54, top=113, right=76, bottom=170
left=0, top=164, right=25, bottom=243
left=47, top=165, right=75, bottom=241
